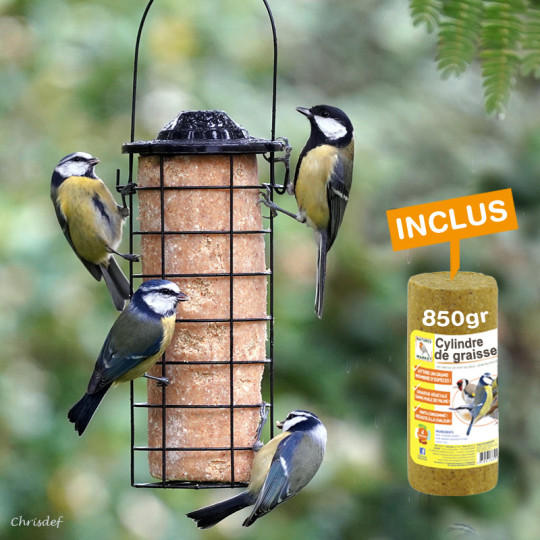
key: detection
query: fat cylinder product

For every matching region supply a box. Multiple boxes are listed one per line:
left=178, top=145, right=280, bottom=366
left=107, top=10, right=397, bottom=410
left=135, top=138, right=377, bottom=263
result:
left=407, top=272, right=498, bottom=495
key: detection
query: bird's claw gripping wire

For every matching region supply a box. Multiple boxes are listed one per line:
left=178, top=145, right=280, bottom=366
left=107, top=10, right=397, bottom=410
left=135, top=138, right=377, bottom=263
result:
left=258, top=185, right=279, bottom=219
left=253, top=402, right=270, bottom=452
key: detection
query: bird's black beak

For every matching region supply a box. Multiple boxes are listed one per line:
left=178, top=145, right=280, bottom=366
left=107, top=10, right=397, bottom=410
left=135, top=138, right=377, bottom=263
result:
left=296, top=106, right=312, bottom=118
left=89, top=157, right=100, bottom=166
left=177, top=291, right=189, bottom=302
left=276, top=420, right=284, bottom=429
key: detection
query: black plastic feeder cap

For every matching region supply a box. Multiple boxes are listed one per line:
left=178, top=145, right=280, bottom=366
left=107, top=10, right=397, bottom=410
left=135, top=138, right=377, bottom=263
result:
left=122, top=110, right=284, bottom=155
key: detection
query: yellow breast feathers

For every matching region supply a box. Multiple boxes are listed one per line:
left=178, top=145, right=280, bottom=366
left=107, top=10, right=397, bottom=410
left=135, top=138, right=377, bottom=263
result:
left=295, top=145, right=338, bottom=230
left=159, top=314, right=177, bottom=354
left=57, top=176, right=115, bottom=220
left=57, top=176, right=123, bottom=263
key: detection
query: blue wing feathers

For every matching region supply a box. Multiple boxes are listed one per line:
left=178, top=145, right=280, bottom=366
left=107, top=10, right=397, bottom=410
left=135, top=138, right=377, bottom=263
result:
left=254, top=434, right=303, bottom=511
left=87, top=309, right=164, bottom=393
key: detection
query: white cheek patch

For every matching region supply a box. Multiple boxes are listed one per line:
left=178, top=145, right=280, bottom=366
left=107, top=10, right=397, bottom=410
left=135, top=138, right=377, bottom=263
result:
left=143, top=292, right=175, bottom=315
left=314, top=116, right=347, bottom=140
left=57, top=161, right=89, bottom=178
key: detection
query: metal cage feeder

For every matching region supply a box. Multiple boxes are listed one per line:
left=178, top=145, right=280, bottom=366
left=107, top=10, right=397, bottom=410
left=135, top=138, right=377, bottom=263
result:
left=118, top=0, right=289, bottom=489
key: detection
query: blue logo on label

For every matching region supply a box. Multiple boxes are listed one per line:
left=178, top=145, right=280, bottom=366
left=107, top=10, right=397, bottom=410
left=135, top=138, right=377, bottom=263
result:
left=419, top=448, right=426, bottom=456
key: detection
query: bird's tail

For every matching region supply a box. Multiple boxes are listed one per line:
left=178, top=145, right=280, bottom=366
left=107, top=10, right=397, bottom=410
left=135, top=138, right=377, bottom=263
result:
left=186, top=492, right=253, bottom=529
left=315, top=231, right=329, bottom=319
left=466, top=416, right=475, bottom=436
left=68, top=384, right=111, bottom=436
left=101, top=257, right=130, bottom=311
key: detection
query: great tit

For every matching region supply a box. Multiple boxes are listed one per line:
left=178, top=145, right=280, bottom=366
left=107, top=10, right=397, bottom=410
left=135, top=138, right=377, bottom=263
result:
left=51, top=151, right=138, bottom=311
left=261, top=105, right=354, bottom=318
left=456, top=378, right=476, bottom=406
left=186, top=409, right=327, bottom=528
left=68, top=279, right=188, bottom=436
left=466, top=373, right=495, bottom=436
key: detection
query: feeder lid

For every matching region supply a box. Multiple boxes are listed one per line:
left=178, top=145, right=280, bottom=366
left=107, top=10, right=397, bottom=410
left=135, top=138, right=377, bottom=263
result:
left=158, top=110, right=249, bottom=140
left=122, top=110, right=284, bottom=155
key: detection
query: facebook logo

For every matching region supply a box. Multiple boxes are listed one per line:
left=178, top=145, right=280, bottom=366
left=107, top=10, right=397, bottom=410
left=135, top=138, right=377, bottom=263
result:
left=419, top=448, right=426, bottom=456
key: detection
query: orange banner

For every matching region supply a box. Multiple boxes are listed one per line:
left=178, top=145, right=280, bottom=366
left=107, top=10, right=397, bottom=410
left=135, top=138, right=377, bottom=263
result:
left=414, top=366, right=452, bottom=385
left=414, top=407, right=453, bottom=425
left=386, top=189, right=518, bottom=251
left=414, top=387, right=451, bottom=406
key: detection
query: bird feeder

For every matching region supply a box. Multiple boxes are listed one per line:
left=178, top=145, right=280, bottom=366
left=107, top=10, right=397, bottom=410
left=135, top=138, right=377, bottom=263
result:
left=119, top=0, right=288, bottom=489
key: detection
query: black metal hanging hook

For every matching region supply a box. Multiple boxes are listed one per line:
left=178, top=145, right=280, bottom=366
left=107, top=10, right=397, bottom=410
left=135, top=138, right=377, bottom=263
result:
left=125, top=0, right=289, bottom=191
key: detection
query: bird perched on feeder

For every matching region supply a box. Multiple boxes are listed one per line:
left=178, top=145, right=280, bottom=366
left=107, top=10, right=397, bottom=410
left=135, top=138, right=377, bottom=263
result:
left=68, top=279, right=188, bottom=436
left=51, top=151, right=138, bottom=311
left=456, top=378, right=476, bottom=406
left=466, top=373, right=495, bottom=436
left=186, top=409, right=327, bottom=528
left=260, top=104, right=354, bottom=318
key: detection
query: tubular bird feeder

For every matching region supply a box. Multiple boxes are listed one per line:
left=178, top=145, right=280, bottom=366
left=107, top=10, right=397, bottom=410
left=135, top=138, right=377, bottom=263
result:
left=118, top=0, right=289, bottom=489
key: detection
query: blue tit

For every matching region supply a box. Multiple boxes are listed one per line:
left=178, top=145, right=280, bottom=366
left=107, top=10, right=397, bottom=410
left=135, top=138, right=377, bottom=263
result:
left=51, top=152, right=138, bottom=311
left=68, top=279, right=188, bottom=436
left=187, top=410, right=327, bottom=528
left=466, top=373, right=495, bottom=436
left=261, top=105, right=354, bottom=318
left=457, top=378, right=476, bottom=406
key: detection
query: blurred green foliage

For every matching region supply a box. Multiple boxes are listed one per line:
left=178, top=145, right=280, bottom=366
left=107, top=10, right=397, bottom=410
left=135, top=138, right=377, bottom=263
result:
left=1, top=0, right=540, bottom=539
left=411, top=0, right=540, bottom=114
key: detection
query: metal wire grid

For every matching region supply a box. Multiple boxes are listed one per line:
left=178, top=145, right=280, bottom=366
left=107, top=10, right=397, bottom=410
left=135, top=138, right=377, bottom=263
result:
left=126, top=154, right=273, bottom=489
left=119, top=0, right=284, bottom=489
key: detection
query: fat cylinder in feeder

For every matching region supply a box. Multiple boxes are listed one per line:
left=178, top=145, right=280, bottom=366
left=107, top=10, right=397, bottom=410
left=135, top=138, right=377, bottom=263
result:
left=407, top=271, right=498, bottom=495
left=124, top=111, right=281, bottom=483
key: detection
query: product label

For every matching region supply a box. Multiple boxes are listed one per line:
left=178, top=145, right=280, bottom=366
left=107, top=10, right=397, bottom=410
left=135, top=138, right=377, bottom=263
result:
left=409, top=329, right=498, bottom=469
